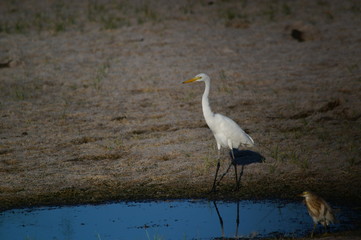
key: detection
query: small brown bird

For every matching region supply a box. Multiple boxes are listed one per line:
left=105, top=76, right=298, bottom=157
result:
left=300, top=191, right=335, bottom=237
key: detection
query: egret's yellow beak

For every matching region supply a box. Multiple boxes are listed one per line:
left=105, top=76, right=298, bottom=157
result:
left=183, top=76, right=201, bottom=84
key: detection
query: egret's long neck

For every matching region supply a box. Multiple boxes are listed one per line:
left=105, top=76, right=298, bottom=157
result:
left=202, top=79, right=214, bottom=124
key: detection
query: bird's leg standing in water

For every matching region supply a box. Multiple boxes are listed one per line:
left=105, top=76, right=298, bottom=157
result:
left=211, top=149, right=221, bottom=192
left=311, top=223, right=316, bottom=237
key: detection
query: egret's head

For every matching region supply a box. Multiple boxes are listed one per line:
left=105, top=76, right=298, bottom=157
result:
left=183, top=73, right=210, bottom=84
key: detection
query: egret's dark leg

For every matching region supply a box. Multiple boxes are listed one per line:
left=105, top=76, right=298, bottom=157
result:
left=217, top=161, right=232, bottom=185
left=234, top=163, right=239, bottom=190
left=230, top=149, right=240, bottom=190
left=211, top=149, right=221, bottom=192
left=217, top=149, right=237, bottom=188
left=211, top=160, right=220, bottom=192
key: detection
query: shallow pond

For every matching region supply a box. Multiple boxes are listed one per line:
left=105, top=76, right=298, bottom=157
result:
left=0, top=199, right=359, bottom=240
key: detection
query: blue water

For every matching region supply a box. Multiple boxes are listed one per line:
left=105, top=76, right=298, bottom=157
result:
left=0, top=200, right=359, bottom=240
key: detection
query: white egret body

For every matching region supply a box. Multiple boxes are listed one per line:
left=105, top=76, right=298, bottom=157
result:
left=183, top=73, right=254, bottom=191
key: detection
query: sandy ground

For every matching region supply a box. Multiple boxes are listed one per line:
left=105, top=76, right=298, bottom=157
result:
left=1, top=1, right=361, bottom=230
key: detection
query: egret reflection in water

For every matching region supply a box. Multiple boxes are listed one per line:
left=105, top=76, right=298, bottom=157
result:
left=212, top=200, right=307, bottom=239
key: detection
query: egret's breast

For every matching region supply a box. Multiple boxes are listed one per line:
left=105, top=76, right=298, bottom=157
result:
left=213, top=132, right=229, bottom=148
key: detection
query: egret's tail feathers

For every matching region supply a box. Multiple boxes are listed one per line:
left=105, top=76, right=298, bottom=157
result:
left=244, top=134, right=254, bottom=147
left=249, top=135, right=254, bottom=145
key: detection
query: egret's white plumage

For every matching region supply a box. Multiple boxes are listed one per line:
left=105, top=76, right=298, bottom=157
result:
left=183, top=73, right=254, bottom=191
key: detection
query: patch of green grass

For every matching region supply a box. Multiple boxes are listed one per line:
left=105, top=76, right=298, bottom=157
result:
left=0, top=19, right=29, bottom=34
left=219, top=70, right=227, bottom=82
left=262, top=2, right=277, bottom=21
left=14, top=87, right=26, bottom=100
left=346, top=157, right=359, bottom=168
left=61, top=98, right=70, bottom=119
left=270, top=144, right=285, bottom=163
left=221, top=7, right=250, bottom=27
left=313, top=128, right=331, bottom=142
left=32, top=12, right=48, bottom=32
left=0, top=1, right=77, bottom=34
left=69, top=83, right=78, bottom=91
left=285, top=148, right=310, bottom=171
left=53, top=3, right=76, bottom=33
left=218, top=70, right=233, bottom=93
left=54, top=21, right=66, bottom=33
left=349, top=3, right=361, bottom=14
left=88, top=0, right=159, bottom=27
left=287, top=149, right=300, bottom=163
left=87, top=0, right=107, bottom=22
left=100, top=138, right=125, bottom=151
left=202, top=155, right=216, bottom=172
left=297, top=158, right=310, bottom=170
left=179, top=0, right=195, bottom=14
left=87, top=0, right=130, bottom=29
left=346, top=63, right=359, bottom=75
left=268, top=163, right=278, bottom=174
left=282, top=3, right=292, bottom=16
left=100, top=15, right=129, bottom=29
left=93, top=62, right=110, bottom=90
left=344, top=141, right=361, bottom=169
left=200, top=147, right=218, bottom=174
left=114, top=138, right=123, bottom=149
left=317, top=0, right=329, bottom=7
left=183, top=91, right=198, bottom=103
left=0, top=0, right=165, bottom=34
left=0, top=21, right=11, bottom=33
left=14, top=19, right=28, bottom=33
left=136, top=3, right=159, bottom=24
left=269, top=144, right=310, bottom=170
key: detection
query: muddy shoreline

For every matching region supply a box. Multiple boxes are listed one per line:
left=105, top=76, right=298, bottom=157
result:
left=1, top=173, right=360, bottom=212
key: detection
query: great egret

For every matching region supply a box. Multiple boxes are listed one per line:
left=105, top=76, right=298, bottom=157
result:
left=299, top=191, right=335, bottom=237
left=183, top=73, right=254, bottom=192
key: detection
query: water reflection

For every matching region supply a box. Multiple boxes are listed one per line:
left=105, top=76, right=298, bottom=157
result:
left=0, top=200, right=359, bottom=240
left=212, top=200, right=309, bottom=239
left=213, top=201, right=239, bottom=238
